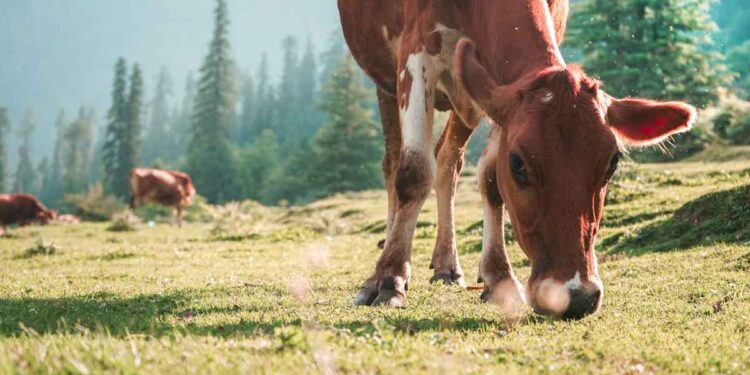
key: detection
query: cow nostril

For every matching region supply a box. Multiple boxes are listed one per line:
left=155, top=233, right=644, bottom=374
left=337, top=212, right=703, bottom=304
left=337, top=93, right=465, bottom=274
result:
left=562, top=287, right=602, bottom=320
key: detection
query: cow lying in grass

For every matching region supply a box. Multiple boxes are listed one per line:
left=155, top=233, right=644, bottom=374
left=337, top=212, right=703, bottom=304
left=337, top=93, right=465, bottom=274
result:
left=0, top=194, right=57, bottom=235
left=130, top=168, right=196, bottom=227
left=339, top=0, right=695, bottom=319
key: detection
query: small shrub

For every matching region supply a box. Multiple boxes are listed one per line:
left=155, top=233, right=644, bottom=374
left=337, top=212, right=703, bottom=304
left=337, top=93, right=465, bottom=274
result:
left=209, top=202, right=250, bottom=236
left=21, top=239, right=60, bottom=258
left=713, top=101, right=750, bottom=145
left=183, top=196, right=213, bottom=223
left=134, top=195, right=213, bottom=224
left=107, top=211, right=141, bottom=232
left=62, top=184, right=123, bottom=222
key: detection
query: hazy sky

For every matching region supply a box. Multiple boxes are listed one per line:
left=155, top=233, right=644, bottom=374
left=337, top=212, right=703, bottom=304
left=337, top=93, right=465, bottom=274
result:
left=0, top=0, right=339, bottom=159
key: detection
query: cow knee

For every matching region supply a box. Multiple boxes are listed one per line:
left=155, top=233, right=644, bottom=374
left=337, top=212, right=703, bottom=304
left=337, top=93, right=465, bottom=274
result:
left=479, top=163, right=503, bottom=208
left=396, top=149, right=434, bottom=206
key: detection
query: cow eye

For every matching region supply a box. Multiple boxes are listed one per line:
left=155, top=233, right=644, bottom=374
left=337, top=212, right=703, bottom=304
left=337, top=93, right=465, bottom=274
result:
left=605, top=152, right=621, bottom=182
left=509, top=153, right=529, bottom=186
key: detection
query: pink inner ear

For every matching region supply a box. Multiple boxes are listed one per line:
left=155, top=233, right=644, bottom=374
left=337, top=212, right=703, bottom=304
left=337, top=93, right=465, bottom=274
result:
left=635, top=116, right=669, bottom=139
left=609, top=99, right=696, bottom=145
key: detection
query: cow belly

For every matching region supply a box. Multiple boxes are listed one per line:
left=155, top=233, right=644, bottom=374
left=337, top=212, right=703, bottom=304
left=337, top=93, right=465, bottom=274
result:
left=144, top=187, right=183, bottom=206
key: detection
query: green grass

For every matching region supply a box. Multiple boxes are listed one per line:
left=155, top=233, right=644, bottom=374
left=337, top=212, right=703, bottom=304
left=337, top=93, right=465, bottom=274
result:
left=1, top=153, right=750, bottom=374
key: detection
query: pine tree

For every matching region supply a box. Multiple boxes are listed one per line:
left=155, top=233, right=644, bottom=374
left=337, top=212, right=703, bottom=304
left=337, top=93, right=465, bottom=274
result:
left=309, top=57, right=382, bottom=197
left=0, top=108, right=10, bottom=192
left=186, top=0, right=238, bottom=203
left=237, top=129, right=279, bottom=202
left=144, top=67, right=173, bottom=165
left=261, top=140, right=316, bottom=205
left=62, top=107, right=94, bottom=195
left=88, top=122, right=106, bottom=186
left=125, top=64, right=144, bottom=166
left=278, top=36, right=301, bottom=146
left=251, top=53, right=277, bottom=140
left=168, top=73, right=196, bottom=163
left=102, top=58, right=135, bottom=200
left=297, top=37, right=321, bottom=137
left=727, top=41, right=750, bottom=98
left=13, top=109, right=36, bottom=193
left=39, top=110, right=67, bottom=205
left=36, top=158, right=49, bottom=201
left=319, top=30, right=346, bottom=86
left=569, top=0, right=731, bottom=107
left=237, top=75, right=255, bottom=145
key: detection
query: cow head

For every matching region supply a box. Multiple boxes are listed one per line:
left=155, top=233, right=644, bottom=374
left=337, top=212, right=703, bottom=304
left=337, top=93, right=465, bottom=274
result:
left=456, top=39, right=695, bottom=319
left=37, top=208, right=57, bottom=224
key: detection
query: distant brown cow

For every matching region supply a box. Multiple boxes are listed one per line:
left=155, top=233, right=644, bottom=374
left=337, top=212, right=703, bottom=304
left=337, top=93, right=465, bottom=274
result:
left=0, top=194, right=57, bottom=235
left=130, top=168, right=196, bottom=226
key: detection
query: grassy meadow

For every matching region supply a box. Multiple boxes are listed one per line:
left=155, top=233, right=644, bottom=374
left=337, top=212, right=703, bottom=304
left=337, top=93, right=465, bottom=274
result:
left=1, top=148, right=750, bottom=374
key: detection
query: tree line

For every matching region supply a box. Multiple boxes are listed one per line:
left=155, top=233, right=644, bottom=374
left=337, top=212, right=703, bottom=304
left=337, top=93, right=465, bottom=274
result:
left=1, top=0, right=749, bottom=209
left=0, top=0, right=381, bottom=208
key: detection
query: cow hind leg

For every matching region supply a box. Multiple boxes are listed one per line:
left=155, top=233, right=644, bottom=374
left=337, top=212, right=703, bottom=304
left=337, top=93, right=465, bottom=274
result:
left=355, top=49, right=437, bottom=307
left=477, top=127, right=527, bottom=320
left=376, top=87, right=403, bottom=250
left=429, top=110, right=477, bottom=287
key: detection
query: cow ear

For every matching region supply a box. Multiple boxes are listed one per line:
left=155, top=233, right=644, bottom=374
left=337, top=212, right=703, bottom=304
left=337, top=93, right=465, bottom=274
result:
left=456, top=39, right=522, bottom=123
left=606, top=97, right=696, bottom=146
left=456, top=39, right=497, bottom=108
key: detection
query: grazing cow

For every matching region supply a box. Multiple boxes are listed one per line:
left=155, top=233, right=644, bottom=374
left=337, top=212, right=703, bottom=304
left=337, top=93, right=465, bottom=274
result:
left=130, top=168, right=196, bottom=226
left=339, top=0, right=696, bottom=319
left=0, top=194, right=57, bottom=235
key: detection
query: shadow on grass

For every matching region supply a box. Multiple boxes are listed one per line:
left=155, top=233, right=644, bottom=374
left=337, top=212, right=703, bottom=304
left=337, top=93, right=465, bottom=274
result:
left=0, top=287, right=543, bottom=338
left=605, top=185, right=750, bottom=255
left=0, top=288, right=291, bottom=338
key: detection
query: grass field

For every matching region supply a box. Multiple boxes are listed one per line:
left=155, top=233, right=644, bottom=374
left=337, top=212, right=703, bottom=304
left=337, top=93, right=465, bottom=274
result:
left=1, top=150, right=749, bottom=374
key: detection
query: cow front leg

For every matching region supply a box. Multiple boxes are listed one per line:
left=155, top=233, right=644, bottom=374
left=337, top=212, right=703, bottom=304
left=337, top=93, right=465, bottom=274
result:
left=376, top=87, right=403, bottom=250
left=429, top=111, right=477, bottom=286
left=477, top=127, right=526, bottom=318
left=355, top=48, right=437, bottom=307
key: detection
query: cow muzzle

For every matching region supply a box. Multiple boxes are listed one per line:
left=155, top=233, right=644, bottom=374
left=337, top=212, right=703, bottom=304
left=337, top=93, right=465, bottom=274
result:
left=528, top=273, right=603, bottom=320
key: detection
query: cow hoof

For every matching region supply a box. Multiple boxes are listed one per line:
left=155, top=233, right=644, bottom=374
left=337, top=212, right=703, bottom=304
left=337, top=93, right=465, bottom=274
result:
left=354, top=275, right=407, bottom=307
left=430, top=271, right=466, bottom=287
left=354, top=286, right=378, bottom=306
left=377, top=239, right=386, bottom=249
left=371, top=289, right=405, bottom=307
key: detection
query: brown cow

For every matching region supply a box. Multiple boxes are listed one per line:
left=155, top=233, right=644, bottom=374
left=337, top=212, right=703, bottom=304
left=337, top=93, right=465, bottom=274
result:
left=130, top=168, right=196, bottom=227
left=339, top=0, right=695, bottom=319
left=0, top=194, right=57, bottom=235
